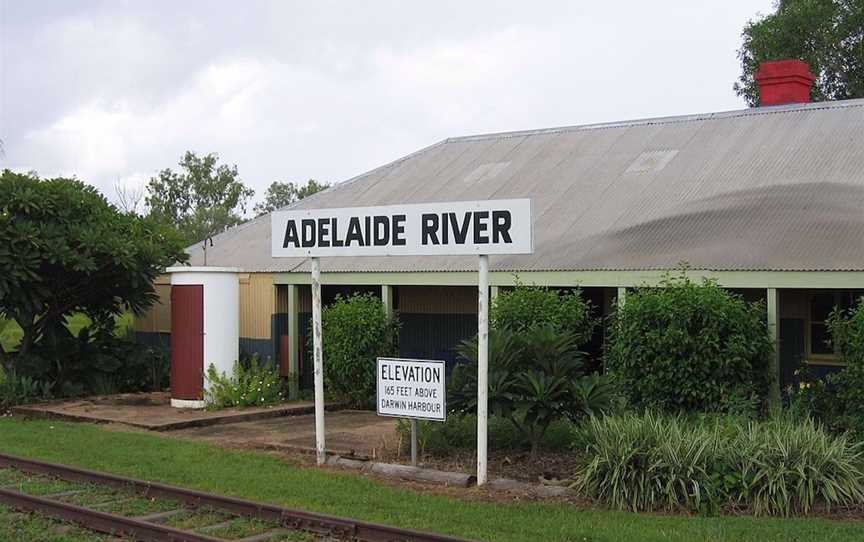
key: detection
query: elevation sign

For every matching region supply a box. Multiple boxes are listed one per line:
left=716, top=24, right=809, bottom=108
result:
left=377, top=358, right=446, bottom=421
left=271, top=199, right=532, bottom=257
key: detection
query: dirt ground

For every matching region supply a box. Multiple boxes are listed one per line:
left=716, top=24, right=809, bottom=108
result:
left=162, top=412, right=575, bottom=485
left=167, top=410, right=400, bottom=459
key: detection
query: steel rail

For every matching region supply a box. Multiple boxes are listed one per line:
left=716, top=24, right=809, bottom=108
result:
left=0, top=487, right=224, bottom=542
left=0, top=452, right=476, bottom=542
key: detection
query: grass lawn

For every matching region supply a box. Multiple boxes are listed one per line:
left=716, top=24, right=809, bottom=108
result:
left=0, top=419, right=861, bottom=541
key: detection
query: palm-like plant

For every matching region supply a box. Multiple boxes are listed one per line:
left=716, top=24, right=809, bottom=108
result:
left=450, top=329, right=520, bottom=417
left=513, top=371, right=572, bottom=453
left=451, top=324, right=614, bottom=454
left=570, top=372, right=619, bottom=417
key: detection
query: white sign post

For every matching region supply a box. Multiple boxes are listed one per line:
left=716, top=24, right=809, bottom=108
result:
left=310, top=257, right=325, bottom=465
left=272, top=199, right=533, bottom=478
left=477, top=254, right=489, bottom=484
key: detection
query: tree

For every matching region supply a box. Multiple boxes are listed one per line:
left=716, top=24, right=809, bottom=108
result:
left=253, top=179, right=329, bottom=216
left=0, top=170, right=187, bottom=363
left=735, top=0, right=864, bottom=105
left=114, top=178, right=145, bottom=215
left=146, top=151, right=255, bottom=245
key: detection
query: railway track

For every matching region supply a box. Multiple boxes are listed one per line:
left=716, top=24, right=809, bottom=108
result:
left=0, top=452, right=475, bottom=542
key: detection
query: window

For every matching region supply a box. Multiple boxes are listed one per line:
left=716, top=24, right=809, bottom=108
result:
left=807, top=290, right=864, bottom=363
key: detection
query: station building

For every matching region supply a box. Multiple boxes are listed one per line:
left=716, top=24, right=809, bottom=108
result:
left=134, top=60, right=864, bottom=395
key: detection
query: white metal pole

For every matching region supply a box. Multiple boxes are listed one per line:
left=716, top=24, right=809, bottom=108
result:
left=410, top=418, right=418, bottom=466
left=311, top=257, right=326, bottom=465
left=477, top=254, right=489, bottom=485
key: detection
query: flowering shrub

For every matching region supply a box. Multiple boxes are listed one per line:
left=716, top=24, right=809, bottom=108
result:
left=793, top=300, right=864, bottom=437
left=205, top=356, right=284, bottom=409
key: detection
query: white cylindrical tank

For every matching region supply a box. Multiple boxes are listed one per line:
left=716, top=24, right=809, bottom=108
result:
left=166, top=267, right=240, bottom=409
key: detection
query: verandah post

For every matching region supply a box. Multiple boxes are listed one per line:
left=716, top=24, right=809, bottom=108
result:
left=381, top=284, right=394, bottom=317
left=287, top=283, right=300, bottom=400
left=766, top=288, right=781, bottom=409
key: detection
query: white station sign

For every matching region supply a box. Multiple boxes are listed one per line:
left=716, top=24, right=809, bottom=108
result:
left=377, top=358, right=446, bottom=422
left=271, top=199, right=532, bottom=258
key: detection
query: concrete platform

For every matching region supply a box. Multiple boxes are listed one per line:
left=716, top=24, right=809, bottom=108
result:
left=12, top=392, right=333, bottom=431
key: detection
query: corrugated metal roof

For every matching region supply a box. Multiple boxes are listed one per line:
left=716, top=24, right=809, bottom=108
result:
left=188, top=99, right=864, bottom=273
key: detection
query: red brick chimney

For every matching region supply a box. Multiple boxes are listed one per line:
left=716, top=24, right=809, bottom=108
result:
left=755, top=59, right=816, bottom=106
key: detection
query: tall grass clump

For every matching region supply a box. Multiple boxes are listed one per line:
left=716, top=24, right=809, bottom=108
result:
left=573, top=412, right=864, bottom=516
left=725, top=416, right=864, bottom=516
left=573, top=412, right=720, bottom=512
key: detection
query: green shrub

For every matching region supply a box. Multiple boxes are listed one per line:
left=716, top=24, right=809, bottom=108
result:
left=396, top=416, right=483, bottom=456
left=14, top=323, right=169, bottom=397
left=573, top=412, right=864, bottom=516
left=88, top=374, right=123, bottom=397
left=492, top=282, right=595, bottom=343
left=821, top=303, right=864, bottom=435
left=605, top=273, right=772, bottom=413
left=319, top=293, right=400, bottom=408
left=793, top=366, right=864, bottom=439
left=396, top=414, right=574, bottom=456
left=205, top=357, right=284, bottom=409
left=0, top=368, right=52, bottom=408
left=790, top=302, right=864, bottom=437
left=828, top=301, right=864, bottom=361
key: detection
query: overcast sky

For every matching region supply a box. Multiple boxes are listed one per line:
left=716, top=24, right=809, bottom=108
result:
left=0, top=0, right=775, bottom=207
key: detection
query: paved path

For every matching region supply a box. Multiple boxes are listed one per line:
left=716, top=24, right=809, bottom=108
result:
left=13, top=392, right=321, bottom=431
left=13, top=392, right=397, bottom=459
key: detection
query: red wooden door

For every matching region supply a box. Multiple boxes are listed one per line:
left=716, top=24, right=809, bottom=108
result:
left=170, top=285, right=204, bottom=400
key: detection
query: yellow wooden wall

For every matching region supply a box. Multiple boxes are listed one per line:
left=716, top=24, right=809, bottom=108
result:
left=133, top=273, right=277, bottom=339
left=239, top=273, right=275, bottom=339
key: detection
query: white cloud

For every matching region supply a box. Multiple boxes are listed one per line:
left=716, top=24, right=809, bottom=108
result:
left=2, top=0, right=777, bottom=207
